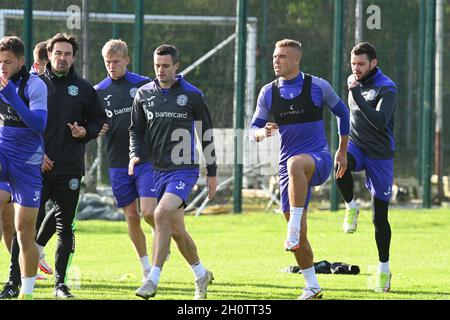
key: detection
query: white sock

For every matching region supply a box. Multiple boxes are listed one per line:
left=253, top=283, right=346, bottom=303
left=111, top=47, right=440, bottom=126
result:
left=190, top=261, right=207, bottom=280
left=143, top=270, right=151, bottom=281
left=20, top=276, right=37, bottom=295
left=379, top=261, right=390, bottom=273
left=149, top=266, right=162, bottom=285
left=140, top=255, right=151, bottom=272
left=37, top=244, right=45, bottom=257
left=287, top=207, right=303, bottom=243
left=140, top=256, right=151, bottom=279
left=345, top=199, right=357, bottom=210
left=301, top=266, right=320, bottom=290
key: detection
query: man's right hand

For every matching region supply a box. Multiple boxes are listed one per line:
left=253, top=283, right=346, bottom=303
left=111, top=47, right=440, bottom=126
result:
left=255, top=122, right=279, bottom=142
left=128, top=156, right=140, bottom=176
left=42, top=154, right=54, bottom=172
left=0, top=76, right=8, bottom=91
left=347, top=74, right=360, bottom=90
left=264, top=122, right=279, bottom=138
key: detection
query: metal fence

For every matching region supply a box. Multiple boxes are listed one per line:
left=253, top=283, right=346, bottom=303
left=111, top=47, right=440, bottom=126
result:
left=1, top=0, right=448, bottom=206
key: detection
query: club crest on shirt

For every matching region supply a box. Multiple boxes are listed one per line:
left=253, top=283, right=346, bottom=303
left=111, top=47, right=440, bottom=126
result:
left=69, top=178, right=80, bottom=190
left=362, top=89, right=377, bottom=101
left=176, top=94, right=188, bottom=107
left=129, top=87, right=138, bottom=98
left=68, top=85, right=79, bottom=96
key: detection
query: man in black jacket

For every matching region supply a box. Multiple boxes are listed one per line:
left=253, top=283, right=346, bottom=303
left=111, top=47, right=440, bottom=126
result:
left=336, top=42, right=397, bottom=293
left=35, top=33, right=106, bottom=298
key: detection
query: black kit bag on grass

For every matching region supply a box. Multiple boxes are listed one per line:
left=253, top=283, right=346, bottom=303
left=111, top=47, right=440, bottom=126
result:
left=282, top=260, right=360, bottom=275
left=330, top=262, right=360, bottom=275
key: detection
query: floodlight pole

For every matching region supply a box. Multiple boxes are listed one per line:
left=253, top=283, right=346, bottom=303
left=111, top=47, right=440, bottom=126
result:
left=82, top=0, right=98, bottom=192
left=112, top=0, right=119, bottom=38
left=355, top=0, right=363, bottom=44
left=82, top=0, right=90, bottom=80
left=434, top=0, right=444, bottom=204
left=23, top=0, right=33, bottom=68
left=417, top=0, right=426, bottom=184
left=133, top=0, right=144, bottom=74
left=421, top=0, right=436, bottom=208
left=233, top=0, right=247, bottom=214
left=330, top=0, right=344, bottom=211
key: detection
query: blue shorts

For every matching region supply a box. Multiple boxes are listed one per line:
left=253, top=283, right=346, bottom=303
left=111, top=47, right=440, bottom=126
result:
left=153, top=167, right=199, bottom=206
left=0, top=152, right=42, bottom=208
left=108, top=162, right=156, bottom=208
left=0, top=182, right=10, bottom=193
left=279, top=151, right=332, bottom=212
left=0, top=152, right=9, bottom=182
left=348, top=142, right=394, bottom=202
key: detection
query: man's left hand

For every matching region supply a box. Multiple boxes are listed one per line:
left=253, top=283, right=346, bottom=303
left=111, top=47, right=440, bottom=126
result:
left=334, top=149, right=348, bottom=179
left=207, top=176, right=217, bottom=199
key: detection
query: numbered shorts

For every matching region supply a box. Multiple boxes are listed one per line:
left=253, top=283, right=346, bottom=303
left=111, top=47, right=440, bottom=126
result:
left=108, top=162, right=156, bottom=208
left=153, top=167, right=199, bottom=207
left=279, top=151, right=332, bottom=212
left=348, top=141, right=394, bottom=202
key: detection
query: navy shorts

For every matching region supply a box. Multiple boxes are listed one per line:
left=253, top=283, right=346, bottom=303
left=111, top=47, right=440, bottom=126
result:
left=0, top=152, right=42, bottom=208
left=348, top=141, right=394, bottom=202
left=153, top=167, right=199, bottom=206
left=279, top=151, right=332, bottom=212
left=108, top=162, right=156, bottom=208
left=0, top=182, right=10, bottom=193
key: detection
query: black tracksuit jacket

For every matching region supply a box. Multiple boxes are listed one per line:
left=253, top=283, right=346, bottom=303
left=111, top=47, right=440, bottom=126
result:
left=41, top=64, right=106, bottom=176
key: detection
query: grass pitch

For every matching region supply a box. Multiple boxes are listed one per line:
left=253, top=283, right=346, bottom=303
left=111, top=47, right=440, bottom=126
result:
left=0, top=207, right=449, bottom=300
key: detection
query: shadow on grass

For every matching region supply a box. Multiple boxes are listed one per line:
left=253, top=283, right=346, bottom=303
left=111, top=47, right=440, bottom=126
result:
left=67, top=279, right=297, bottom=300
left=325, top=287, right=450, bottom=297
left=55, top=280, right=449, bottom=300
left=42, top=277, right=448, bottom=300
left=75, top=224, right=127, bottom=235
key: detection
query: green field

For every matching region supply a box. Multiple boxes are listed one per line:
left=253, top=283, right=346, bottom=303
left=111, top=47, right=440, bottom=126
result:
left=0, top=208, right=449, bottom=300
